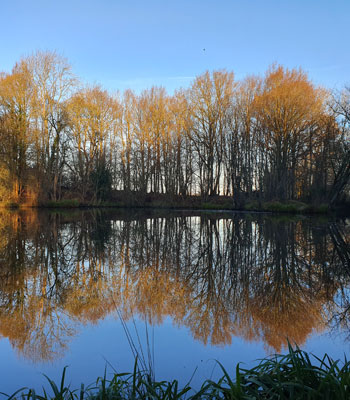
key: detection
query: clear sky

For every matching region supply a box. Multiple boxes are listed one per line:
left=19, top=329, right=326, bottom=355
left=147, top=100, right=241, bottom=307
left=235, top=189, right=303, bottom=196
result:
left=1, top=0, right=349, bottom=93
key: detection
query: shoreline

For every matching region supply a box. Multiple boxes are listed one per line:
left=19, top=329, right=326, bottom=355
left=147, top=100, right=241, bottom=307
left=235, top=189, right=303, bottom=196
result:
left=0, top=197, right=342, bottom=215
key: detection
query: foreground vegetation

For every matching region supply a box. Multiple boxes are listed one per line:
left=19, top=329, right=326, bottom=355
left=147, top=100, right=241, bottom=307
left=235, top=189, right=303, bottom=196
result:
left=2, top=345, right=350, bottom=400
left=1, top=51, right=350, bottom=209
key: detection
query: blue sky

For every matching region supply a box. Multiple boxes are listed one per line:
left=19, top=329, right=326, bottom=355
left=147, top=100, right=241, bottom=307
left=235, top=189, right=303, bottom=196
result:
left=1, top=0, right=349, bottom=93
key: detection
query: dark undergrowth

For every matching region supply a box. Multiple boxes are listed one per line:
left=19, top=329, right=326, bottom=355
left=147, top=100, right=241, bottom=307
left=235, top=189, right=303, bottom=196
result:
left=1, top=344, right=350, bottom=400
left=14, top=196, right=332, bottom=215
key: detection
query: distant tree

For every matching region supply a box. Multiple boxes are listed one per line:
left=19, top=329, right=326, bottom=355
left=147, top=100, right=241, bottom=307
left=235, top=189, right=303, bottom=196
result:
left=0, top=61, right=34, bottom=202
left=328, top=87, right=350, bottom=204
left=67, top=86, right=119, bottom=201
left=253, top=65, right=326, bottom=200
left=25, top=50, right=77, bottom=200
left=169, top=90, right=193, bottom=195
left=188, top=70, right=235, bottom=196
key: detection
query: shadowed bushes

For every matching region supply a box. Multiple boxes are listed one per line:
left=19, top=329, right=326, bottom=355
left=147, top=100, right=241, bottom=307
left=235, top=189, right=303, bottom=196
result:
left=244, top=200, right=329, bottom=214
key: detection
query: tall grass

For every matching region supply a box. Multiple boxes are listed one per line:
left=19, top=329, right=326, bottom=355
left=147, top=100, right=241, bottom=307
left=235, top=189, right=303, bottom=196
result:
left=1, top=343, right=350, bottom=399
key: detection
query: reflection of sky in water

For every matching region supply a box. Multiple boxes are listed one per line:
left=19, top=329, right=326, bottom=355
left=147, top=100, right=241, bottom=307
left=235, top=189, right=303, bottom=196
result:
left=0, top=209, right=349, bottom=393
left=0, top=316, right=348, bottom=394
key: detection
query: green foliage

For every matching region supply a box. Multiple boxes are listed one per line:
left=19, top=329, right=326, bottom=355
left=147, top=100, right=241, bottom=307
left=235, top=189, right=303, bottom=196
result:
left=243, top=201, right=260, bottom=211
left=260, top=201, right=330, bottom=214
left=3, top=346, right=350, bottom=400
left=263, top=200, right=308, bottom=213
left=90, top=161, right=113, bottom=202
left=201, top=203, right=221, bottom=210
left=233, top=342, right=350, bottom=399
left=307, top=204, right=329, bottom=214
left=201, top=202, right=232, bottom=210
left=99, top=201, right=126, bottom=208
left=244, top=200, right=313, bottom=213
left=45, top=200, right=80, bottom=208
left=317, top=204, right=329, bottom=213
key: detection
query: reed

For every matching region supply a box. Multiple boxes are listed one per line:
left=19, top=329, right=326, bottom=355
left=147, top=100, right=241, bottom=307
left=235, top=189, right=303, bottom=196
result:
left=1, top=343, right=349, bottom=400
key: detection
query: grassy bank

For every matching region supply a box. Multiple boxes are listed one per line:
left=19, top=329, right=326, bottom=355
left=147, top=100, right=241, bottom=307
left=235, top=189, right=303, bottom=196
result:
left=2, top=345, right=350, bottom=400
left=243, top=200, right=329, bottom=214
left=12, top=194, right=333, bottom=215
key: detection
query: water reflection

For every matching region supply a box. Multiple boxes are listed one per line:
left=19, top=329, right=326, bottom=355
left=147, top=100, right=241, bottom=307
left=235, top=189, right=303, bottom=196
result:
left=0, top=209, right=349, bottom=362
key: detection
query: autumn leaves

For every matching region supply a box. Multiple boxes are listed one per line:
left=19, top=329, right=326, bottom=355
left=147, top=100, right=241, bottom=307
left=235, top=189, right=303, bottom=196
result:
left=0, top=51, right=347, bottom=205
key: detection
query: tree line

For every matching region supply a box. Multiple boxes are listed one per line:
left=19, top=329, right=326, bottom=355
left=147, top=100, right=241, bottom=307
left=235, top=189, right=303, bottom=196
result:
left=0, top=50, right=349, bottom=205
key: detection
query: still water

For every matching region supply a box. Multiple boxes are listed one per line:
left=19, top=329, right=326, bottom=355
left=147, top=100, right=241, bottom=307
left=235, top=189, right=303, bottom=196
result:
left=0, top=208, right=349, bottom=392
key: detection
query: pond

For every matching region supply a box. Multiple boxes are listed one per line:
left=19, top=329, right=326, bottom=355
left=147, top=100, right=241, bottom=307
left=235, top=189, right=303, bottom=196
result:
left=0, top=208, right=349, bottom=393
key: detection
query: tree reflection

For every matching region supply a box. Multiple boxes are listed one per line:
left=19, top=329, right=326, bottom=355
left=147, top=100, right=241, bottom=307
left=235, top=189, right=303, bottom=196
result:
left=0, top=209, right=349, bottom=361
